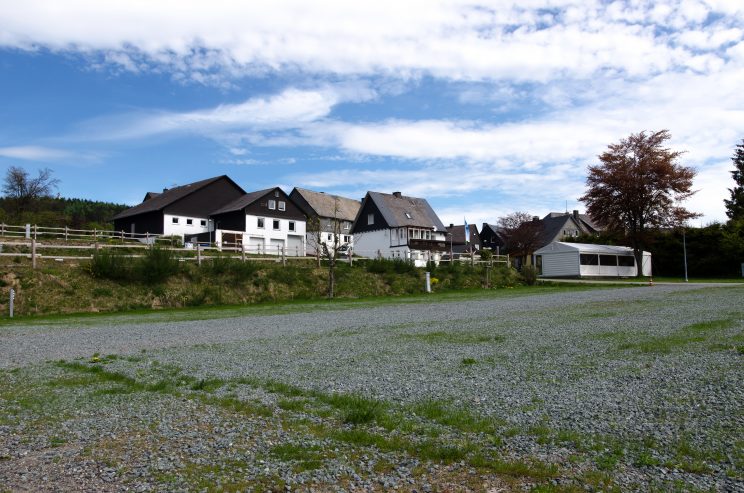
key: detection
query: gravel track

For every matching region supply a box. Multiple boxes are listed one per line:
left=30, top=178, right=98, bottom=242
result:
left=1, top=283, right=743, bottom=492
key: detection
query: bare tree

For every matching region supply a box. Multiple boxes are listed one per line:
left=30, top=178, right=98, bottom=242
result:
left=309, top=197, right=348, bottom=299
left=2, top=166, right=60, bottom=214
left=496, top=211, right=542, bottom=255
left=580, top=130, right=699, bottom=275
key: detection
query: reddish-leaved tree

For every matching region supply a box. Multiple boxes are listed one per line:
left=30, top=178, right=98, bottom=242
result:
left=580, top=130, right=699, bottom=275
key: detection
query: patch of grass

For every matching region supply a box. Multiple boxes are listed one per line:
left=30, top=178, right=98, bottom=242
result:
left=411, top=399, right=498, bottom=434
left=277, top=398, right=309, bottom=412
left=323, top=394, right=387, bottom=425
left=461, top=357, right=477, bottom=365
left=471, top=455, right=560, bottom=479
left=269, top=443, right=326, bottom=472
left=190, top=378, right=226, bottom=392
left=402, top=331, right=504, bottom=344
left=619, top=318, right=737, bottom=354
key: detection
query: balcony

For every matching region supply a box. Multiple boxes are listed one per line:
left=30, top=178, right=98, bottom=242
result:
left=408, top=238, right=449, bottom=251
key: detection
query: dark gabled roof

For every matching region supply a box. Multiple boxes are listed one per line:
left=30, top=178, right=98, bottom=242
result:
left=364, top=191, right=446, bottom=231
left=445, top=224, right=481, bottom=245
left=291, top=188, right=360, bottom=221
left=577, top=214, right=602, bottom=232
left=210, top=187, right=276, bottom=215
left=539, top=212, right=596, bottom=246
left=113, top=175, right=244, bottom=220
left=143, top=191, right=161, bottom=201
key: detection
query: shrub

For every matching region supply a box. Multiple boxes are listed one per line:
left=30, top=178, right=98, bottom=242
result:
left=89, top=249, right=130, bottom=281
left=365, top=258, right=417, bottom=275
left=479, top=249, right=493, bottom=261
left=136, top=246, right=180, bottom=284
left=205, top=256, right=260, bottom=281
left=520, top=265, right=538, bottom=286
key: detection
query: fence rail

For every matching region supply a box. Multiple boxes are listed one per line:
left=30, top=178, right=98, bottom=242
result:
left=0, top=222, right=163, bottom=244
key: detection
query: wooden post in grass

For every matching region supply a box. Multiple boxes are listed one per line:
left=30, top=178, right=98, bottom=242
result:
left=282, top=246, right=286, bottom=267
left=31, top=238, right=37, bottom=269
left=241, top=244, right=246, bottom=262
left=197, top=244, right=202, bottom=266
left=64, top=226, right=68, bottom=242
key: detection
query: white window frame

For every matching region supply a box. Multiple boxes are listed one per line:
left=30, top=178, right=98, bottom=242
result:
left=268, top=200, right=276, bottom=210
left=367, top=213, right=374, bottom=225
left=278, top=201, right=286, bottom=211
left=257, top=217, right=265, bottom=229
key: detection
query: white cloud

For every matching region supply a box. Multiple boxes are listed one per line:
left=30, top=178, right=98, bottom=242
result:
left=0, top=145, right=79, bottom=162
left=77, top=84, right=375, bottom=141
left=0, top=1, right=741, bottom=84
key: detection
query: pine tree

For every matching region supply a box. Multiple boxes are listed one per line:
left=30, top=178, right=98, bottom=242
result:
left=724, top=139, right=744, bottom=221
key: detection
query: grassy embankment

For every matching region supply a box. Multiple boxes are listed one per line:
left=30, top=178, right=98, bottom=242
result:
left=0, top=245, right=551, bottom=318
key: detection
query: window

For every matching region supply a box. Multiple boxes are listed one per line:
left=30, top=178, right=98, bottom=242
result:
left=535, top=255, right=543, bottom=275
left=273, top=219, right=280, bottom=230
left=274, top=190, right=279, bottom=197
left=257, top=217, right=265, bottom=229
left=327, top=233, right=333, bottom=241
left=186, top=219, right=193, bottom=225
left=288, top=221, right=295, bottom=232
left=344, top=235, right=351, bottom=243
left=200, top=220, right=206, bottom=227
left=405, top=212, right=412, bottom=219
left=344, top=221, right=350, bottom=230
left=599, top=255, right=617, bottom=266
left=580, top=254, right=598, bottom=265
left=278, top=201, right=286, bottom=211
left=268, top=200, right=276, bottom=210
left=172, top=217, right=179, bottom=224
left=618, top=255, right=635, bottom=267
left=367, top=213, right=374, bottom=225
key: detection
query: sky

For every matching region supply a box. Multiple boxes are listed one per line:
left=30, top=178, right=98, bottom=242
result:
left=1, top=1, right=743, bottom=227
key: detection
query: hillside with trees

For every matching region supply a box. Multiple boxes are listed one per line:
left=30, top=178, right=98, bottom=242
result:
left=0, top=166, right=128, bottom=229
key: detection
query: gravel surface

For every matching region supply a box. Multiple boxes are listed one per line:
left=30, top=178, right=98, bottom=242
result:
left=1, top=283, right=742, bottom=492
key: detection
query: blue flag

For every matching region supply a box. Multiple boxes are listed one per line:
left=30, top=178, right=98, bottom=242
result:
left=464, top=219, right=470, bottom=243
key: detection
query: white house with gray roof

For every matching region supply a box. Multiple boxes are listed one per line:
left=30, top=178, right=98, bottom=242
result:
left=351, top=191, right=448, bottom=267
left=289, top=187, right=361, bottom=256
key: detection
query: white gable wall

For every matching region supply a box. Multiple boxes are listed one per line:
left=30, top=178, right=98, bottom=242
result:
left=163, top=213, right=211, bottom=237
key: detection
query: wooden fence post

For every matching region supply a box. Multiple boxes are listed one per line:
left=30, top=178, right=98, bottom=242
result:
left=281, top=246, right=286, bottom=267
left=33, top=224, right=37, bottom=240
left=64, top=226, right=68, bottom=242
left=31, top=238, right=37, bottom=269
left=197, top=244, right=202, bottom=266
left=241, top=245, right=246, bottom=262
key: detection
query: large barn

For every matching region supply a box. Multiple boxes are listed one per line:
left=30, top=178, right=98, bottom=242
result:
left=534, top=242, right=652, bottom=278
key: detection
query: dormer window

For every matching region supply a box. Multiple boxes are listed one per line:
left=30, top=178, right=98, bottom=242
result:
left=367, top=213, right=374, bottom=225
left=278, top=201, right=286, bottom=211
left=268, top=200, right=276, bottom=210
left=405, top=212, right=412, bottom=219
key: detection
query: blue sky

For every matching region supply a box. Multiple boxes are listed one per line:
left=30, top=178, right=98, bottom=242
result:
left=1, top=1, right=743, bottom=227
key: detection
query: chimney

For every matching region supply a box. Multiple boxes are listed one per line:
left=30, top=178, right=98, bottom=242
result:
left=392, top=191, right=402, bottom=198
left=573, top=210, right=579, bottom=218
left=449, top=223, right=454, bottom=228
left=162, top=188, right=168, bottom=192
left=532, top=216, right=539, bottom=222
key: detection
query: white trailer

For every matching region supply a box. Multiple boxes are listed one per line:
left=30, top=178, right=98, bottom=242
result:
left=535, top=242, right=651, bottom=278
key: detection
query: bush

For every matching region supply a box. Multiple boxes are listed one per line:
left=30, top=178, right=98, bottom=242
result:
left=364, top=258, right=417, bottom=275
left=205, top=256, right=260, bottom=281
left=479, top=249, right=493, bottom=261
left=89, top=249, right=130, bottom=281
left=136, top=246, right=180, bottom=284
left=520, top=265, right=538, bottom=286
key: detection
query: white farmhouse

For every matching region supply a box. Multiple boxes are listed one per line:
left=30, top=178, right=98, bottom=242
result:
left=209, top=187, right=307, bottom=256
left=351, top=191, right=448, bottom=267
left=289, top=187, right=361, bottom=256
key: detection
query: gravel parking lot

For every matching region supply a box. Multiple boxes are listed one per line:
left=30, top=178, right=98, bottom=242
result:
left=1, top=284, right=742, bottom=492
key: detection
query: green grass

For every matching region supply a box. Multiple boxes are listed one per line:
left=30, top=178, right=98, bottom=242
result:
left=618, top=318, right=738, bottom=354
